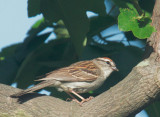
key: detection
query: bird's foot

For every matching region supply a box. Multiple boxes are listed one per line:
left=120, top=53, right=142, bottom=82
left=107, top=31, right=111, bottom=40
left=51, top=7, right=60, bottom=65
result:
left=72, top=96, right=94, bottom=106
left=66, top=98, right=72, bottom=101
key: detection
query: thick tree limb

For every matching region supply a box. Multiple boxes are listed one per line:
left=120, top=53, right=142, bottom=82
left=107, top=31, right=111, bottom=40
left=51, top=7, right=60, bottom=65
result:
left=1, top=56, right=160, bottom=117
left=145, top=0, right=160, bottom=58
left=1, top=0, right=160, bottom=117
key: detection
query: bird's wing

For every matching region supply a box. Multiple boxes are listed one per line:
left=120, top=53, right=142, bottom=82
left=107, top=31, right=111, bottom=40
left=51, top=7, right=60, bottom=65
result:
left=36, top=61, right=101, bottom=82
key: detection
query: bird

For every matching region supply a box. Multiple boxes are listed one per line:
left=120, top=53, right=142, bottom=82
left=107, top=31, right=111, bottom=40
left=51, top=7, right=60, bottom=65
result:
left=10, top=57, right=118, bottom=105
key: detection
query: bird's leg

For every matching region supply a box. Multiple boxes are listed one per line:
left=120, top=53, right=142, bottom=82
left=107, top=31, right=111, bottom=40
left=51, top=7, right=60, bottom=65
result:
left=69, top=90, right=85, bottom=100
left=61, top=85, right=93, bottom=105
left=60, top=85, right=81, bottom=103
left=69, top=89, right=94, bottom=105
left=65, top=91, right=80, bottom=104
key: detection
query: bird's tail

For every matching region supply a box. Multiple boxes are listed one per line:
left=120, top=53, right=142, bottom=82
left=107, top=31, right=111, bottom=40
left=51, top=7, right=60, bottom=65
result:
left=10, top=80, right=55, bottom=97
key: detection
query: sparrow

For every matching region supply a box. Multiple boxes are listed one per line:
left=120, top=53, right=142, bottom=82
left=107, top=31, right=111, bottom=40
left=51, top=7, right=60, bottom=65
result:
left=10, top=57, right=118, bottom=105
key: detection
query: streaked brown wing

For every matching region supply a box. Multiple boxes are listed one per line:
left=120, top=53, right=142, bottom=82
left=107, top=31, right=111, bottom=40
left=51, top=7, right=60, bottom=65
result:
left=36, top=61, right=100, bottom=82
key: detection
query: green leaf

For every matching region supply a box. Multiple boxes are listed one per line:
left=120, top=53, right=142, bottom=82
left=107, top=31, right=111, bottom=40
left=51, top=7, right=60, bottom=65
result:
left=88, top=15, right=116, bottom=36
left=40, top=0, right=90, bottom=56
left=40, top=0, right=60, bottom=22
left=15, top=39, right=77, bottom=89
left=118, top=8, right=156, bottom=39
left=54, top=20, right=70, bottom=39
left=112, top=0, right=132, bottom=8
left=88, top=91, right=94, bottom=94
left=118, top=9, right=138, bottom=31
left=28, top=0, right=107, bottom=56
left=0, top=57, right=5, bottom=61
left=145, top=102, right=160, bottom=117
left=15, top=32, right=51, bottom=62
left=27, top=17, right=48, bottom=36
left=31, top=17, right=45, bottom=29
left=0, top=44, right=19, bottom=57
left=0, top=44, right=21, bottom=84
left=28, top=0, right=41, bottom=17
left=83, top=0, right=106, bottom=16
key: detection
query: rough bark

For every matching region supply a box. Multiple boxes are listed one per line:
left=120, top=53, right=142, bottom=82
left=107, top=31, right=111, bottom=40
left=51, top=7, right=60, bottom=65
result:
left=1, top=0, right=160, bottom=117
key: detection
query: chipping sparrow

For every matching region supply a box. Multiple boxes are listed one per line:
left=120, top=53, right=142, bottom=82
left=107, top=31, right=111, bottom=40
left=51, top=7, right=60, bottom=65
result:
left=11, top=57, right=118, bottom=105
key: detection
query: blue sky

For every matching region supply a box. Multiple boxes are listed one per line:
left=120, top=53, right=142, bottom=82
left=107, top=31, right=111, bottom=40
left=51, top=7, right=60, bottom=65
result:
left=0, top=0, right=42, bottom=51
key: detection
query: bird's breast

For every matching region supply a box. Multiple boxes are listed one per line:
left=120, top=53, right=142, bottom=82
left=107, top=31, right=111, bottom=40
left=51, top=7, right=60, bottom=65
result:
left=58, top=77, right=106, bottom=93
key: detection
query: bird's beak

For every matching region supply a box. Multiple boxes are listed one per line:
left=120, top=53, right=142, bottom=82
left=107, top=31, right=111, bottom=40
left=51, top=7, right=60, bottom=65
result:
left=112, top=67, right=119, bottom=71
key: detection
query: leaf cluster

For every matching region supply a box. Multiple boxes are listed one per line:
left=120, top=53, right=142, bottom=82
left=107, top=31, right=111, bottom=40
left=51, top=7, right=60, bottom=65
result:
left=0, top=0, right=158, bottom=116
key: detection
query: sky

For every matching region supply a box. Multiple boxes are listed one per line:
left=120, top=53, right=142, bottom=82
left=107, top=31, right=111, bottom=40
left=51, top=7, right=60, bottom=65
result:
left=0, top=1, right=149, bottom=117
left=0, top=0, right=42, bottom=51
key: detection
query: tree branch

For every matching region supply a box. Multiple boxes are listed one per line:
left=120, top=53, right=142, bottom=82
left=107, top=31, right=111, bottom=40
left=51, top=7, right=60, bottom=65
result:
left=145, top=0, right=160, bottom=58
left=79, top=53, right=160, bottom=116
left=1, top=0, right=160, bottom=117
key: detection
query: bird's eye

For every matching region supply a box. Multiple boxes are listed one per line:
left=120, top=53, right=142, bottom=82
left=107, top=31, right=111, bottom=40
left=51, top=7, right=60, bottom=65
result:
left=106, top=61, right=110, bottom=65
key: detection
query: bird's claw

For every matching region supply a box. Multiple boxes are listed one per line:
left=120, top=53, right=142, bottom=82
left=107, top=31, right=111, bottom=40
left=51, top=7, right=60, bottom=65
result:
left=72, top=96, right=94, bottom=106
